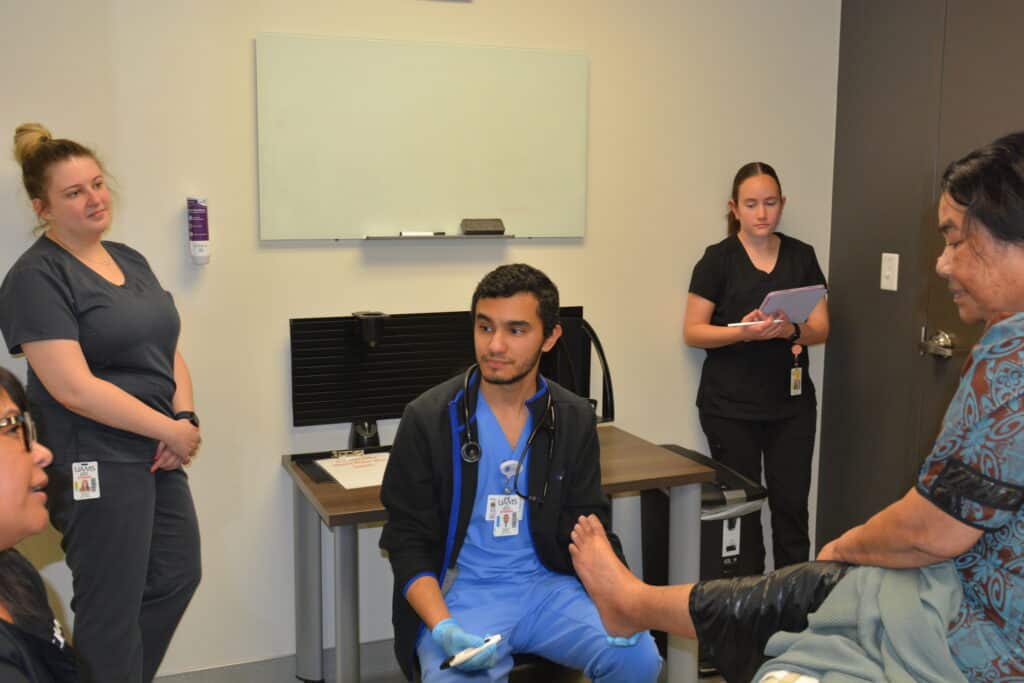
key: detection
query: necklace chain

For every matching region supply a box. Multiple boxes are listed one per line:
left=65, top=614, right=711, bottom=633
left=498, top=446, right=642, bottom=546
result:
left=47, top=233, right=114, bottom=269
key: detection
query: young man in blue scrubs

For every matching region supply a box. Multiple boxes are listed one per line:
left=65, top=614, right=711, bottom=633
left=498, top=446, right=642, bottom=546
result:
left=380, top=264, right=662, bottom=682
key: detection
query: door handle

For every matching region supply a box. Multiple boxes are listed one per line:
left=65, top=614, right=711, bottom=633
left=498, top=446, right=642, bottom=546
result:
left=919, top=330, right=955, bottom=358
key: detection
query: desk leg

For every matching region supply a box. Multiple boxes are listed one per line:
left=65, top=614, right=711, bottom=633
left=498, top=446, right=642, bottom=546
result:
left=334, top=525, right=360, bottom=683
left=294, top=484, right=324, bottom=682
left=667, top=483, right=701, bottom=683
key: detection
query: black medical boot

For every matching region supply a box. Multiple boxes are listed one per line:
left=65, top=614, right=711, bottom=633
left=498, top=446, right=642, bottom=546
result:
left=689, top=561, right=850, bottom=683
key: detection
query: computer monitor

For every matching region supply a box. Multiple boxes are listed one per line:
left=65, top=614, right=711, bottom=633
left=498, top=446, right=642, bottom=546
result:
left=289, top=306, right=595, bottom=428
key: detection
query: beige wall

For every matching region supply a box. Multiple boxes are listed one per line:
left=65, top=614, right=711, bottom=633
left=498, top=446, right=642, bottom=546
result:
left=1, top=0, right=839, bottom=675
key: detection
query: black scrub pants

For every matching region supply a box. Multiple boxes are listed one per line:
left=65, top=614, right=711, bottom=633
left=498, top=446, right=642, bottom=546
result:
left=48, top=463, right=201, bottom=683
left=699, top=406, right=816, bottom=569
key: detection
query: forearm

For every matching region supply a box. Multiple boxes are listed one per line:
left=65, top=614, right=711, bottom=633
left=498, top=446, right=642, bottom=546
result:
left=826, top=490, right=968, bottom=568
left=171, top=351, right=195, bottom=413
left=830, top=521, right=946, bottom=568
left=791, top=320, right=826, bottom=346
left=405, top=575, right=451, bottom=630
left=794, top=299, right=829, bottom=346
left=683, top=323, right=746, bottom=349
left=59, top=376, right=179, bottom=444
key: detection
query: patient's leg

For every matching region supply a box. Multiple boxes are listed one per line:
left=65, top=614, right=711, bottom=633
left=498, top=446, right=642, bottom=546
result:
left=689, top=561, right=849, bottom=682
left=569, top=514, right=696, bottom=639
left=571, top=514, right=850, bottom=683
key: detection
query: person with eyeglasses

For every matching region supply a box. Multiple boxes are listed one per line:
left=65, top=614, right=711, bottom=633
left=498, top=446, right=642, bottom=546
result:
left=379, top=264, right=662, bottom=683
left=0, top=124, right=201, bottom=683
left=0, top=366, right=78, bottom=682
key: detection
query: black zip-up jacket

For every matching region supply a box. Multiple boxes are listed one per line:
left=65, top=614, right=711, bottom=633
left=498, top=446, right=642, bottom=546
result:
left=379, top=372, right=624, bottom=680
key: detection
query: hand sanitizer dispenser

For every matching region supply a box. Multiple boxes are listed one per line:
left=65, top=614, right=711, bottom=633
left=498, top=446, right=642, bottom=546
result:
left=186, top=197, right=210, bottom=265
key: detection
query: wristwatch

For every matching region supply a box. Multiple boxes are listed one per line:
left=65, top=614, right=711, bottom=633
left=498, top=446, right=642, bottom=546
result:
left=174, top=410, right=200, bottom=428
left=787, top=322, right=801, bottom=344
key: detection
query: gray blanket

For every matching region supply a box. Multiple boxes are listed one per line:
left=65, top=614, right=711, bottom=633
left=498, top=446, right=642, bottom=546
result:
left=753, top=561, right=967, bottom=683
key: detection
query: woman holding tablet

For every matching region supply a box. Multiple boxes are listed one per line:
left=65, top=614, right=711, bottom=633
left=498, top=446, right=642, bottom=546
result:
left=684, top=162, right=829, bottom=570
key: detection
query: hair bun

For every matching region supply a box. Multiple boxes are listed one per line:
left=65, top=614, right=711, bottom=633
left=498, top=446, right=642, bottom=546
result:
left=13, top=123, right=53, bottom=165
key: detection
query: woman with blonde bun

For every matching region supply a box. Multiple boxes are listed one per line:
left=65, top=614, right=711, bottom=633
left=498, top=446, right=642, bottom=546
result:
left=0, top=124, right=201, bottom=683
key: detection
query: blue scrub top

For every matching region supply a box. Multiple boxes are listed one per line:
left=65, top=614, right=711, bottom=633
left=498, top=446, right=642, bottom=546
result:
left=456, top=390, right=548, bottom=582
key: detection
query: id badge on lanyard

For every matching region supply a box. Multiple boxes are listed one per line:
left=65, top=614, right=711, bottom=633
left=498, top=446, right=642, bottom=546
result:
left=789, top=344, right=803, bottom=397
left=486, top=494, right=523, bottom=536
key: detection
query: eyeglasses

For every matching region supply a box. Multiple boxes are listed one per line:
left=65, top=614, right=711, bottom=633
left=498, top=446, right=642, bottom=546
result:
left=0, top=412, right=37, bottom=452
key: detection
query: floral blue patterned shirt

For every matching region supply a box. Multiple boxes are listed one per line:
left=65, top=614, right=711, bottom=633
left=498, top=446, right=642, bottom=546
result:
left=917, top=312, right=1024, bottom=680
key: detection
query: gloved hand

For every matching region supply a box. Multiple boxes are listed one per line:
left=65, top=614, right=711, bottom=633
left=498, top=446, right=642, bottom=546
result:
left=606, top=633, right=641, bottom=647
left=431, top=618, right=499, bottom=671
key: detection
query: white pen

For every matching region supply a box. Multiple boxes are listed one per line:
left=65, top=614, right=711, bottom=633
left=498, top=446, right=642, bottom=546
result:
left=440, top=634, right=502, bottom=670
left=727, top=320, right=784, bottom=327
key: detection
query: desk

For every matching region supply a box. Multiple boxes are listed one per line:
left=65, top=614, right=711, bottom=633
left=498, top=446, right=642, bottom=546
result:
left=283, top=424, right=714, bottom=683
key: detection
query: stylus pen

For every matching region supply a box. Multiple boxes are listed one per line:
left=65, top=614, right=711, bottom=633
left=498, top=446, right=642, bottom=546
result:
left=440, top=634, right=502, bottom=670
left=727, top=320, right=784, bottom=327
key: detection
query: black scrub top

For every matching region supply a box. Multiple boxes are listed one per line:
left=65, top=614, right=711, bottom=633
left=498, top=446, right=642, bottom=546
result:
left=0, top=237, right=180, bottom=464
left=689, top=233, right=827, bottom=420
left=0, top=551, right=77, bottom=682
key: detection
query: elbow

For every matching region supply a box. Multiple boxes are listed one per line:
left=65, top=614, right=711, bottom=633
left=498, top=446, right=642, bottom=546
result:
left=915, top=530, right=973, bottom=562
left=47, top=381, right=91, bottom=416
left=815, top=314, right=830, bottom=342
left=682, top=326, right=700, bottom=348
left=806, top=322, right=828, bottom=346
left=913, top=543, right=959, bottom=564
left=908, top=517, right=977, bottom=562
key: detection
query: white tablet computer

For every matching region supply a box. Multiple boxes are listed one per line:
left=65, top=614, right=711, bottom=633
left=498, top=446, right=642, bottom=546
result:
left=758, top=284, right=827, bottom=323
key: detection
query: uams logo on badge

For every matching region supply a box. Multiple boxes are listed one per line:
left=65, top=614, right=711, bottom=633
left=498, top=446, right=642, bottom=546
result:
left=72, top=461, right=101, bottom=501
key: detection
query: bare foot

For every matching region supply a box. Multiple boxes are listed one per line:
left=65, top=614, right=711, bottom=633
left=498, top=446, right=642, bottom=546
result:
left=570, top=514, right=648, bottom=637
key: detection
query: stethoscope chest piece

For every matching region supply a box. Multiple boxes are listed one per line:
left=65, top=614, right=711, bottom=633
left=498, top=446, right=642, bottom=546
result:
left=458, top=364, right=554, bottom=467
left=461, top=440, right=482, bottom=464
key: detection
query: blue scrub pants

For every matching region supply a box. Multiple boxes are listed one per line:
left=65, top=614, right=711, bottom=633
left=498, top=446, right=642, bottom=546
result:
left=416, top=571, right=661, bottom=683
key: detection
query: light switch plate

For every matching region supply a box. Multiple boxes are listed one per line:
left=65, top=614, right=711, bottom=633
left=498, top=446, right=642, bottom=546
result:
left=881, top=252, right=899, bottom=291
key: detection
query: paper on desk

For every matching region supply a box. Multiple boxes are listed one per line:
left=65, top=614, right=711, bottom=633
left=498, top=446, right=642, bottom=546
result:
left=315, top=451, right=390, bottom=489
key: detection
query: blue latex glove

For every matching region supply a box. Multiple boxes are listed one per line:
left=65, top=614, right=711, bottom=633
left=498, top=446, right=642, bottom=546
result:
left=606, top=632, right=641, bottom=647
left=431, top=618, right=499, bottom=671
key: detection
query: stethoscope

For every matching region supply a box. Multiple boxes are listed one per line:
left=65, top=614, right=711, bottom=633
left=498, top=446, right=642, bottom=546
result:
left=459, top=364, right=556, bottom=503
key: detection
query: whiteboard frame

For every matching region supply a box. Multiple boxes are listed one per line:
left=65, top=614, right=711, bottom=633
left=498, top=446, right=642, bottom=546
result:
left=256, top=34, right=589, bottom=240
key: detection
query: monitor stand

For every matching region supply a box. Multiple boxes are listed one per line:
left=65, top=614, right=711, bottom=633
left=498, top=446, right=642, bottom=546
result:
left=349, top=419, right=381, bottom=450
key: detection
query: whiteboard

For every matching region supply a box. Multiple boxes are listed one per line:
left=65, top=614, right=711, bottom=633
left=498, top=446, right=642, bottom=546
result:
left=255, top=34, right=589, bottom=240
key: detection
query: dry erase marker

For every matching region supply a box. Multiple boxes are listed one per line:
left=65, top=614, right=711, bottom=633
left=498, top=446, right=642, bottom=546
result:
left=400, top=230, right=446, bottom=237
left=440, top=634, right=501, bottom=670
left=727, top=320, right=784, bottom=327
